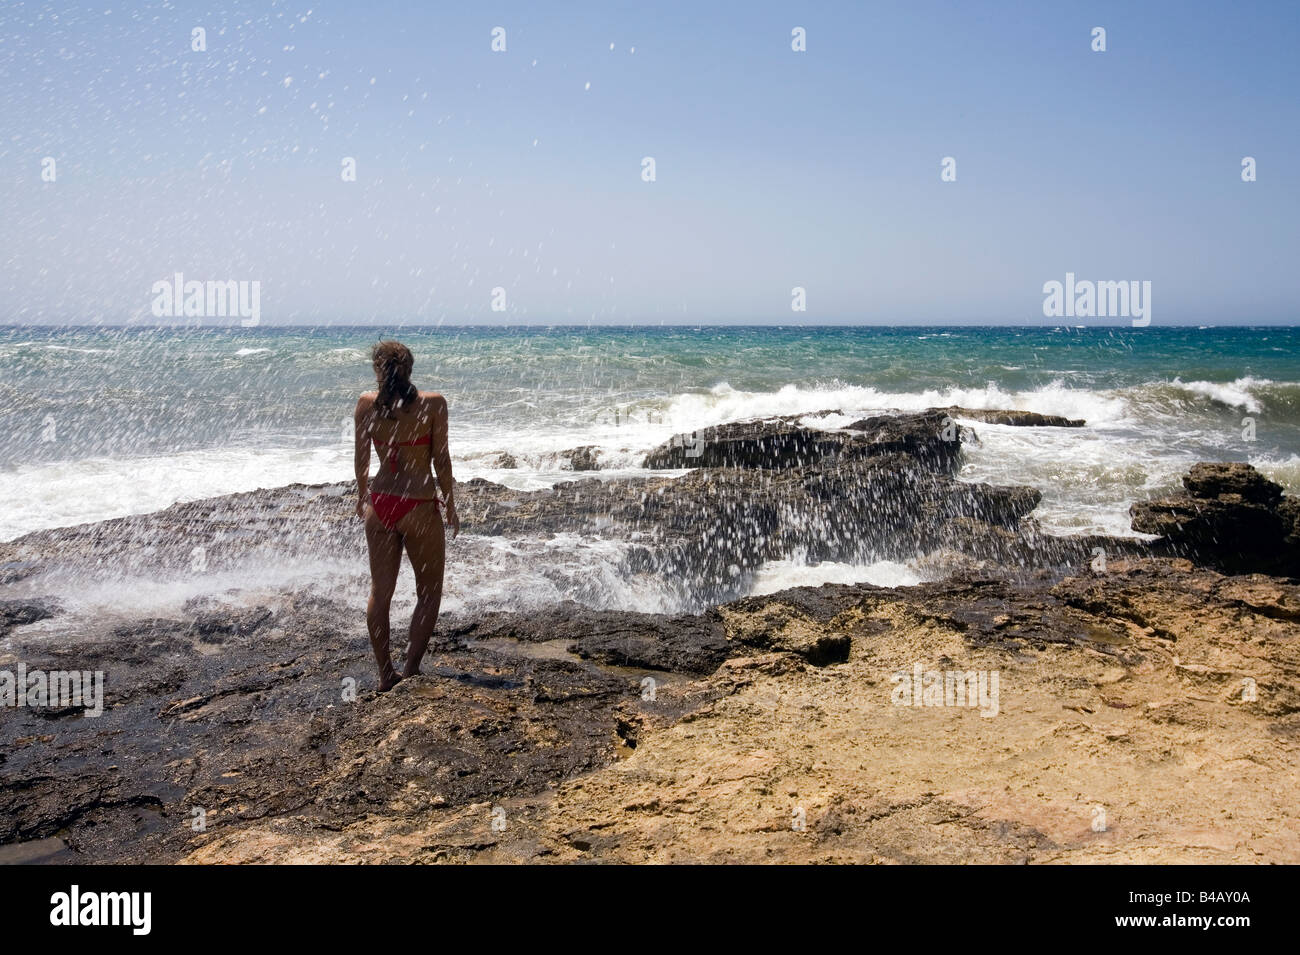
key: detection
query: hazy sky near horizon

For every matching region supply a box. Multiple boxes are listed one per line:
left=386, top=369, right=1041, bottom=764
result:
left=2, top=0, right=1298, bottom=326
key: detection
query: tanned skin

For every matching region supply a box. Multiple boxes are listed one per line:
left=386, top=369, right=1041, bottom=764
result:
left=354, top=388, right=460, bottom=691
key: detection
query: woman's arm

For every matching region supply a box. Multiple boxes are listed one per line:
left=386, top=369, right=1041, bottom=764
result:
left=431, top=395, right=459, bottom=538
left=353, top=396, right=372, bottom=519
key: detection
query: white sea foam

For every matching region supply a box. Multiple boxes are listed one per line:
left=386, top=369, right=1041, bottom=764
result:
left=1169, top=376, right=1272, bottom=414
left=0, top=445, right=354, bottom=540
left=1251, top=453, right=1300, bottom=492
left=39, top=344, right=115, bottom=354
left=660, top=380, right=1133, bottom=430
left=440, top=533, right=680, bottom=614
left=958, top=424, right=1186, bottom=537
left=746, top=557, right=923, bottom=596
left=37, top=556, right=364, bottom=620
left=12, top=531, right=688, bottom=623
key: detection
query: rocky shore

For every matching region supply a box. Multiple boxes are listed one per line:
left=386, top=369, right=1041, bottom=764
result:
left=1, top=408, right=1297, bottom=864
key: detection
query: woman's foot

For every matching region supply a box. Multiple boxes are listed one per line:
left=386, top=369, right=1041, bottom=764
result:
left=378, top=664, right=403, bottom=692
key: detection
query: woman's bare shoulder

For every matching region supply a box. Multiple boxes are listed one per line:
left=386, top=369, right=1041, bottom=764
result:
left=419, top=391, right=447, bottom=408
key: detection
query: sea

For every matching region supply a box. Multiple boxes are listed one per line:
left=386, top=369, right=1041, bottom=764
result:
left=2, top=324, right=1297, bottom=614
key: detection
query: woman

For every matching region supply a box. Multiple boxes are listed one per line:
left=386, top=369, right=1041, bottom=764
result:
left=354, top=341, right=460, bottom=691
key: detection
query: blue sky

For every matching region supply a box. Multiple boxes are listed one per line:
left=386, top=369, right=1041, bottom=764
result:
left=1, top=0, right=1298, bottom=325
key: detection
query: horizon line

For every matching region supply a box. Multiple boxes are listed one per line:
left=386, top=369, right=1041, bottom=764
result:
left=2, top=322, right=1298, bottom=331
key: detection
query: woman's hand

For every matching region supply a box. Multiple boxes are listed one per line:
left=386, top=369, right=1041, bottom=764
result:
left=444, top=501, right=460, bottom=539
left=355, top=496, right=368, bottom=521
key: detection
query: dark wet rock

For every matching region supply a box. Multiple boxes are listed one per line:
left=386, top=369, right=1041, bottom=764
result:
left=564, top=446, right=601, bottom=471
left=901, top=575, right=1134, bottom=659
left=492, top=452, right=518, bottom=469
left=1130, top=462, right=1297, bottom=574
left=841, top=410, right=967, bottom=471
left=190, top=606, right=275, bottom=642
left=0, top=598, right=58, bottom=635
left=644, top=409, right=967, bottom=473
left=1183, top=462, right=1283, bottom=505
left=644, top=412, right=857, bottom=470
left=444, top=603, right=729, bottom=674
left=1281, top=498, right=1300, bottom=549
left=1130, top=495, right=1284, bottom=549
left=945, top=407, right=1085, bottom=428
left=0, top=594, right=687, bottom=860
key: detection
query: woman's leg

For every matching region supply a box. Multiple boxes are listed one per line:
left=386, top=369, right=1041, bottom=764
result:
left=364, top=507, right=405, bottom=691
left=396, top=501, right=446, bottom=678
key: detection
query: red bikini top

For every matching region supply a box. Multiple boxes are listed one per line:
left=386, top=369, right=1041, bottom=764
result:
left=373, top=433, right=431, bottom=473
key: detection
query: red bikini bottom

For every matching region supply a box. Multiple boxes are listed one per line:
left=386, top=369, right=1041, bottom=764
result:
left=369, top=492, right=439, bottom=530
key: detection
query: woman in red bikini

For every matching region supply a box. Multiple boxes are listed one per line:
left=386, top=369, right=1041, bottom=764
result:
left=353, top=340, right=460, bottom=691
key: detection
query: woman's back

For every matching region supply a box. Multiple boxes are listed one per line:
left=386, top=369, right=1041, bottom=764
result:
left=362, top=391, right=442, bottom=499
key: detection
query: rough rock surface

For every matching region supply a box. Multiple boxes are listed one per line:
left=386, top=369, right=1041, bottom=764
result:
left=1131, top=462, right=1298, bottom=574
left=0, top=599, right=55, bottom=636
left=643, top=409, right=967, bottom=472
left=4, top=557, right=1296, bottom=864
left=564, top=446, right=601, bottom=472
left=945, top=407, right=1085, bottom=428
left=2, top=409, right=1297, bottom=864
